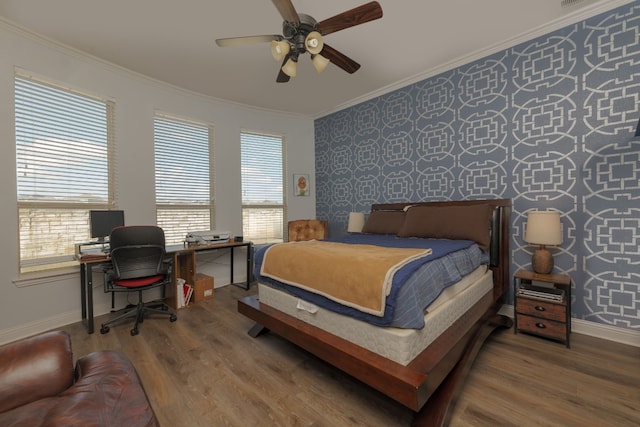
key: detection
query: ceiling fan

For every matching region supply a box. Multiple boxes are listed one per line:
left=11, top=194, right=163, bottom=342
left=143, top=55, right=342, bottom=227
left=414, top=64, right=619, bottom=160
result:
left=215, top=0, right=383, bottom=83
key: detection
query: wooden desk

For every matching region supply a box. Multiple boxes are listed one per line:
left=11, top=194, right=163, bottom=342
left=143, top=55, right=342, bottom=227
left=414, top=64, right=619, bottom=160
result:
left=78, top=240, right=253, bottom=334
left=78, top=256, right=109, bottom=335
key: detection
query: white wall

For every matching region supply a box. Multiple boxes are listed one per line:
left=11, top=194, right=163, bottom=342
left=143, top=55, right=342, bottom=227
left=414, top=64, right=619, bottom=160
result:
left=0, top=21, right=316, bottom=343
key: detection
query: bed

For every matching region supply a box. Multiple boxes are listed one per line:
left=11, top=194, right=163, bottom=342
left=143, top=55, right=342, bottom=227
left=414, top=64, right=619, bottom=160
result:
left=238, top=199, right=512, bottom=426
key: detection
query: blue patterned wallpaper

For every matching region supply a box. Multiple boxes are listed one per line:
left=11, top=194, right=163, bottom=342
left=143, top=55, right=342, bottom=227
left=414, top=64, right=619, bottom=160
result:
left=315, top=2, right=640, bottom=330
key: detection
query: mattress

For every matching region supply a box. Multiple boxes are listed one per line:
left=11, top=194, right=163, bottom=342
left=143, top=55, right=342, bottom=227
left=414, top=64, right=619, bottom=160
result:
left=258, top=266, right=492, bottom=366
left=254, top=237, right=488, bottom=329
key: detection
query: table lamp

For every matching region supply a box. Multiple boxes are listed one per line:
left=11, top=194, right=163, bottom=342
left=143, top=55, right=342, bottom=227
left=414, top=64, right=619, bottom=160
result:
left=347, top=212, right=365, bottom=233
left=524, top=210, right=563, bottom=274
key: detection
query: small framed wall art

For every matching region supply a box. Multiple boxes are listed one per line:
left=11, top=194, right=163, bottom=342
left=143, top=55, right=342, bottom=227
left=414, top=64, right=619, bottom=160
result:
left=294, top=173, right=309, bottom=197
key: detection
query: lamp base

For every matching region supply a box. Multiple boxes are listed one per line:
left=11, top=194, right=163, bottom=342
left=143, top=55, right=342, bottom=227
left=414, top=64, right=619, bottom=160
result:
left=532, top=247, right=554, bottom=275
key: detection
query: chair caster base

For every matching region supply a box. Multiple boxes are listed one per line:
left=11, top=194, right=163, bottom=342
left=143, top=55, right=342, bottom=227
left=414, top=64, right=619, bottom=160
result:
left=100, top=325, right=110, bottom=334
left=130, top=328, right=139, bottom=336
left=170, top=314, right=177, bottom=322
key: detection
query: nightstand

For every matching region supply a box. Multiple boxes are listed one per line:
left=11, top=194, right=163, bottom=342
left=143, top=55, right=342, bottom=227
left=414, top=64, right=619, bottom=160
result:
left=514, top=269, right=571, bottom=348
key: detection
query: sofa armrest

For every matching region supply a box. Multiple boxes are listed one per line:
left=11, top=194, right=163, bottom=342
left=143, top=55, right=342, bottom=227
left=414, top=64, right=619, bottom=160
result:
left=0, top=331, right=74, bottom=414
left=57, top=350, right=159, bottom=426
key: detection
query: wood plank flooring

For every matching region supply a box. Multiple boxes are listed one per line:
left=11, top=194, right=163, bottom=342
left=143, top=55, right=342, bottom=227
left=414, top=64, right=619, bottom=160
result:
left=60, top=285, right=640, bottom=427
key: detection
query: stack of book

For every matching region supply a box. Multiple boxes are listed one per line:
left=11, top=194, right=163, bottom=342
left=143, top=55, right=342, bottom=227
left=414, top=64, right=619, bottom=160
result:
left=518, top=283, right=564, bottom=302
left=176, top=279, right=194, bottom=308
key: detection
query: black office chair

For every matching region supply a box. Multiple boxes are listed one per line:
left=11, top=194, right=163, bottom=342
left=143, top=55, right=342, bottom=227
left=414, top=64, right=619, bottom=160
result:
left=100, top=225, right=177, bottom=336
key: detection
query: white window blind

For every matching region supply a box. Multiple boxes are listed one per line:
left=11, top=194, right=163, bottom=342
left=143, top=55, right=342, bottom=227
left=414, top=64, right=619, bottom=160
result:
left=241, top=131, right=285, bottom=244
left=154, top=115, right=214, bottom=245
left=15, top=74, right=115, bottom=272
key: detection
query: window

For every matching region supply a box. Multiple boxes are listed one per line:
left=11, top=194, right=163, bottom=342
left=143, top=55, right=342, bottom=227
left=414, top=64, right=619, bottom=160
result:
left=241, top=131, right=286, bottom=244
left=154, top=115, right=214, bottom=245
left=14, top=74, right=115, bottom=273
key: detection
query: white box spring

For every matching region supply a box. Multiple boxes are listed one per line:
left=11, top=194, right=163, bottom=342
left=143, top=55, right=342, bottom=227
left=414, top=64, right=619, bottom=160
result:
left=258, top=266, right=492, bottom=366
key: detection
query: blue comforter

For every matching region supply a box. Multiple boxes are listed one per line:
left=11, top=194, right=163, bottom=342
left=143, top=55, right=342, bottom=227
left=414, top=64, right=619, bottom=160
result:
left=254, top=235, right=487, bottom=329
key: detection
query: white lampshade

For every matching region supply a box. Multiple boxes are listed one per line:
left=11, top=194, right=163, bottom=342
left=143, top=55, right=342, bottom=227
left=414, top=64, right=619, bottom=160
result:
left=347, top=212, right=365, bottom=233
left=270, top=40, right=290, bottom=61
left=525, top=211, right=563, bottom=246
left=281, top=57, right=298, bottom=77
left=311, top=54, right=330, bottom=73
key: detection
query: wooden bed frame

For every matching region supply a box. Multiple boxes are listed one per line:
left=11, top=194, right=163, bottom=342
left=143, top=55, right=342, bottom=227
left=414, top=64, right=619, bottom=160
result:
left=238, top=199, right=512, bottom=426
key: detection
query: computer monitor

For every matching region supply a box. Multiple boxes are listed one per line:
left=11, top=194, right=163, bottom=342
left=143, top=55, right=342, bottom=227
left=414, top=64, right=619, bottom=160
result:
left=89, top=210, right=125, bottom=243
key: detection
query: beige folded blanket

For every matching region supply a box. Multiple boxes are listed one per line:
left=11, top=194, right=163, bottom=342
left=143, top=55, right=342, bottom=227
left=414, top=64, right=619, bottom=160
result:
left=260, top=240, right=432, bottom=316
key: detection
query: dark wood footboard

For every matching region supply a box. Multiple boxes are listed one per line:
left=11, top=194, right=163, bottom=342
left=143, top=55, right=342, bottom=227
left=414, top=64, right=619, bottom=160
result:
left=238, top=295, right=512, bottom=425
left=238, top=294, right=428, bottom=410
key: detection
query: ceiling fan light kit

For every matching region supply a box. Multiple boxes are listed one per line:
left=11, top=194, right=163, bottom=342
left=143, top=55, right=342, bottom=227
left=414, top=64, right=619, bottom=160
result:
left=311, top=54, right=330, bottom=73
left=282, top=56, right=298, bottom=77
left=270, top=40, right=290, bottom=61
left=304, top=31, right=324, bottom=55
left=215, top=0, right=383, bottom=82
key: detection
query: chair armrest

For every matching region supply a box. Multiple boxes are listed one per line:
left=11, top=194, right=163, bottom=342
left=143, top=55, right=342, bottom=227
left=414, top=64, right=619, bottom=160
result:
left=0, top=331, right=74, bottom=413
left=288, top=219, right=328, bottom=241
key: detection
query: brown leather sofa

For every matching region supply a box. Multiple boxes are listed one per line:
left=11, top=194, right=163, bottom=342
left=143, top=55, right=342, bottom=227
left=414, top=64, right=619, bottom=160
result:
left=0, top=330, right=159, bottom=427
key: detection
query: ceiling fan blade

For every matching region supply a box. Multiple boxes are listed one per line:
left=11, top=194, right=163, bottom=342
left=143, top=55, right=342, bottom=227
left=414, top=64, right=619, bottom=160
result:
left=316, top=1, right=383, bottom=36
left=321, top=44, right=360, bottom=74
left=216, top=35, right=282, bottom=47
left=271, top=0, right=300, bottom=24
left=276, top=55, right=291, bottom=83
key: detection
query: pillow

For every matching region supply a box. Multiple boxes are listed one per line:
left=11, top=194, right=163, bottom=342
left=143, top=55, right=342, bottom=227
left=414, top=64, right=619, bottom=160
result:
left=361, top=210, right=406, bottom=235
left=397, top=204, right=493, bottom=250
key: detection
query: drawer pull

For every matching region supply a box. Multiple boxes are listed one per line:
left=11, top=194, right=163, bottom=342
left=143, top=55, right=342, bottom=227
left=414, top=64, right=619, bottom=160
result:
left=536, top=322, right=546, bottom=329
left=535, top=305, right=546, bottom=312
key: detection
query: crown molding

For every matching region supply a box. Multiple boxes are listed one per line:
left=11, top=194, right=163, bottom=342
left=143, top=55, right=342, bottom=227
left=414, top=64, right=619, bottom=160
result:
left=314, top=0, right=637, bottom=119
left=0, top=17, right=310, bottom=120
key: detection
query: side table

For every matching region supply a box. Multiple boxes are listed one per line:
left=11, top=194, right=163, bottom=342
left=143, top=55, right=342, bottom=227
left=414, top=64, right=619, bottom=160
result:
left=514, top=269, right=571, bottom=348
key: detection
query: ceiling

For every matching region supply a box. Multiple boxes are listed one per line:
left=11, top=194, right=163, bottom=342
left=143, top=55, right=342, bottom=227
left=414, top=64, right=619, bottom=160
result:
left=0, top=0, right=630, bottom=117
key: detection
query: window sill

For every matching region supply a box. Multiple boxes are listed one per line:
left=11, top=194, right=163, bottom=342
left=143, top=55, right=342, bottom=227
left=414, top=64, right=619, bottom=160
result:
left=13, top=267, right=79, bottom=288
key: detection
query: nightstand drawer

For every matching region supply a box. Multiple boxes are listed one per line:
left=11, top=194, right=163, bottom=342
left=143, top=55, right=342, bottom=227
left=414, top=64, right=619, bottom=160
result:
left=516, top=297, right=566, bottom=322
left=517, top=315, right=566, bottom=341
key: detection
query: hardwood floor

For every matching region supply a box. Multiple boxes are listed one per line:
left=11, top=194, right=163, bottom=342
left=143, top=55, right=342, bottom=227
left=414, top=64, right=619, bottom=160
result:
left=61, top=285, right=640, bottom=427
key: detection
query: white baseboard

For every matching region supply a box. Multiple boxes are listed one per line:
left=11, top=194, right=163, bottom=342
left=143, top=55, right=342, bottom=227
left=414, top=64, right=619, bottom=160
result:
left=0, top=301, right=113, bottom=346
left=499, top=304, right=640, bottom=348
left=0, top=311, right=78, bottom=346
